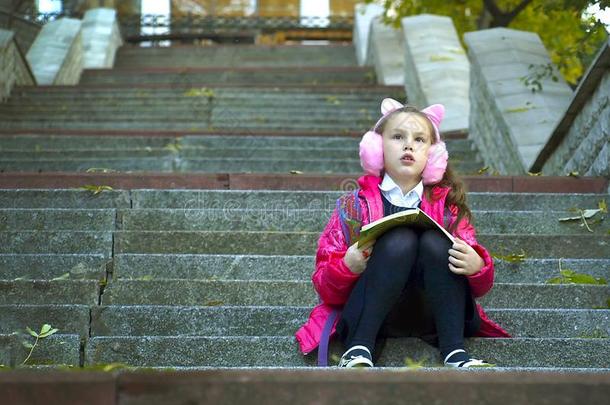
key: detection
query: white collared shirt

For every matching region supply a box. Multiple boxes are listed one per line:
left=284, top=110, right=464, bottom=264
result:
left=378, top=173, right=423, bottom=208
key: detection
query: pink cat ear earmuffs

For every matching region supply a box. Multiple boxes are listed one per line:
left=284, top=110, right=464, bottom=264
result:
left=359, top=98, right=449, bottom=185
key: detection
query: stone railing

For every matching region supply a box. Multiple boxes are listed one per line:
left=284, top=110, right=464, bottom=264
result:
left=22, top=7, right=122, bottom=85
left=367, top=16, right=404, bottom=86
left=26, top=17, right=83, bottom=85
left=464, top=28, right=573, bottom=175
left=0, top=28, right=36, bottom=101
left=352, top=5, right=467, bottom=115
left=401, top=14, right=470, bottom=133
left=531, top=38, right=609, bottom=183
left=353, top=2, right=383, bottom=66
left=351, top=4, right=606, bottom=181
left=353, top=2, right=405, bottom=86
left=82, top=8, right=123, bottom=69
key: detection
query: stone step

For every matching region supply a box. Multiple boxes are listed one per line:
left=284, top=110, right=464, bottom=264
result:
left=15, top=369, right=604, bottom=404
left=1, top=333, right=81, bottom=367
left=84, top=336, right=610, bottom=368
left=0, top=254, right=107, bottom=280
left=0, top=159, right=484, bottom=175
left=0, top=136, right=177, bottom=149
left=113, top=209, right=610, bottom=235
left=0, top=304, right=90, bottom=335
left=101, top=279, right=609, bottom=309
left=180, top=159, right=483, bottom=174
left=127, top=190, right=608, bottom=211
left=0, top=150, right=175, bottom=159
left=0, top=173, right=605, bottom=193
left=0, top=190, right=131, bottom=208
left=0, top=209, right=115, bottom=231
left=0, top=231, right=113, bottom=255
left=0, top=106, right=379, bottom=117
left=90, top=305, right=609, bottom=339
left=114, top=45, right=359, bottom=68
left=0, top=120, right=372, bottom=132
left=0, top=112, right=372, bottom=124
left=0, top=147, right=480, bottom=161
left=113, top=55, right=360, bottom=67
left=113, top=231, right=610, bottom=258
left=0, top=135, right=475, bottom=152
left=113, top=254, right=610, bottom=284
left=0, top=158, right=177, bottom=173
left=0, top=280, right=100, bottom=305
left=9, top=86, right=397, bottom=98
left=80, top=67, right=377, bottom=85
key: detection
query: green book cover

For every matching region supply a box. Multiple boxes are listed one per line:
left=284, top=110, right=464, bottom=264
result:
left=356, top=208, right=455, bottom=248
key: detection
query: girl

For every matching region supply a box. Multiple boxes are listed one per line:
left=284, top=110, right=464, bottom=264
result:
left=295, top=98, right=511, bottom=368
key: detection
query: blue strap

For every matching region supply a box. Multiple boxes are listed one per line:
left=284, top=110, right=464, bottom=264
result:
left=317, top=309, right=340, bottom=367
left=443, top=205, right=451, bottom=229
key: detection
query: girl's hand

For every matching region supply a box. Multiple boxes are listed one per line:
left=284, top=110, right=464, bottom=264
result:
left=343, top=240, right=375, bottom=274
left=448, top=237, right=484, bottom=276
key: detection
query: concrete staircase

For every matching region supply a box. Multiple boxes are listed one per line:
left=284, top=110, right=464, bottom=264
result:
left=0, top=44, right=609, bottom=374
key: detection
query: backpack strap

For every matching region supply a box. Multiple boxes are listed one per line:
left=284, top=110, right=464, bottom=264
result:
left=317, top=308, right=340, bottom=366
left=337, top=190, right=363, bottom=247
left=443, top=204, right=452, bottom=230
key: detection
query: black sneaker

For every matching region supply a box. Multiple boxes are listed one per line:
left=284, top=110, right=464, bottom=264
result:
left=443, top=349, right=496, bottom=368
left=338, top=345, right=374, bottom=368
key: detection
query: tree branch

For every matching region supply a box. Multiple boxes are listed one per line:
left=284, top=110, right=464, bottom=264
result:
left=483, top=0, right=534, bottom=27
left=482, top=0, right=503, bottom=19
left=507, top=0, right=534, bottom=21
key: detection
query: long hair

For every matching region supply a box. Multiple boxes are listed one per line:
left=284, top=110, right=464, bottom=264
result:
left=376, top=106, right=474, bottom=234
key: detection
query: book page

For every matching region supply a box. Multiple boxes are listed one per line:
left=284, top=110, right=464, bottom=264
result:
left=357, top=208, right=455, bottom=248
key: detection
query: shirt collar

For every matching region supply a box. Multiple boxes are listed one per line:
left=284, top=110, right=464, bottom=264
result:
left=379, top=173, right=424, bottom=200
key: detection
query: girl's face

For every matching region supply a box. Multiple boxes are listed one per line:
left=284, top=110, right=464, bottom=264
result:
left=381, top=112, right=433, bottom=182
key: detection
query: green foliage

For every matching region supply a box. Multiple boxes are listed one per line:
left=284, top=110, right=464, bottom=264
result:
left=578, top=328, right=609, bottom=338
left=520, top=63, right=559, bottom=93
left=491, top=249, right=527, bottom=263
left=184, top=87, right=215, bottom=98
left=475, top=165, right=501, bottom=175
left=559, top=199, right=607, bottom=232
left=21, top=324, right=59, bottom=365
left=403, top=356, right=426, bottom=369
left=163, top=140, right=182, bottom=154
left=592, top=298, right=610, bottom=309
left=366, top=0, right=609, bottom=85
left=325, top=96, right=342, bottom=105
left=85, top=168, right=117, bottom=173
left=547, top=269, right=607, bottom=284
left=364, top=71, right=377, bottom=83
left=51, top=272, right=70, bottom=281
left=79, top=185, right=114, bottom=195
left=546, top=258, right=607, bottom=284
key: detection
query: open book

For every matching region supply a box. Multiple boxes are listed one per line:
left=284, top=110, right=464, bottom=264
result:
left=356, top=208, right=455, bottom=248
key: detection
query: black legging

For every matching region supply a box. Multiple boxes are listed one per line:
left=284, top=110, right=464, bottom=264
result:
left=336, top=226, right=480, bottom=361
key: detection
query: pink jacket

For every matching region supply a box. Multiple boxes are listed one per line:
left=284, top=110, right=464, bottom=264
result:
left=295, top=174, right=511, bottom=355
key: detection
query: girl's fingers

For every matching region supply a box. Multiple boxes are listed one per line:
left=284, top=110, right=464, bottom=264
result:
left=448, top=256, right=465, bottom=267
left=448, top=248, right=465, bottom=259
left=448, top=263, right=465, bottom=274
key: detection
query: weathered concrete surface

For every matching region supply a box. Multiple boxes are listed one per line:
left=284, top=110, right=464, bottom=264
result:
left=401, top=14, right=469, bottom=131
left=26, top=18, right=83, bottom=85
left=465, top=27, right=573, bottom=174
left=353, top=2, right=384, bottom=66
